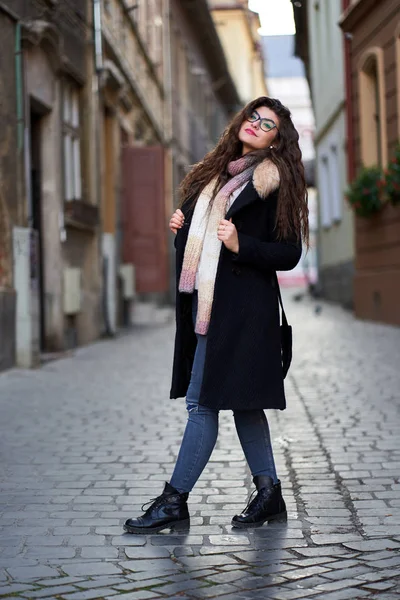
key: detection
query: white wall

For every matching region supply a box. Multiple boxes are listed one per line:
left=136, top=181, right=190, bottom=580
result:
left=316, top=112, right=354, bottom=267
left=308, top=0, right=345, bottom=132
left=308, top=0, right=354, bottom=271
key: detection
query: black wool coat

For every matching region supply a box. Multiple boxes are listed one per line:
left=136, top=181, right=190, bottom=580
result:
left=170, top=159, right=302, bottom=411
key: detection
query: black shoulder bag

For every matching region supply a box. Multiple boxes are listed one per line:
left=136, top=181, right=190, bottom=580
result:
left=274, top=274, right=292, bottom=379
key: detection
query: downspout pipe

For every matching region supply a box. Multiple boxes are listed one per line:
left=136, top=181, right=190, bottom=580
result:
left=92, top=0, right=112, bottom=335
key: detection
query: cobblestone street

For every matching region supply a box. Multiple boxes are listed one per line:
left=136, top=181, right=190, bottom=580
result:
left=1, top=292, right=400, bottom=600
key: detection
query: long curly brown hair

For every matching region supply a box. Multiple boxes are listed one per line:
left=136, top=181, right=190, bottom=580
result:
left=179, top=97, right=309, bottom=246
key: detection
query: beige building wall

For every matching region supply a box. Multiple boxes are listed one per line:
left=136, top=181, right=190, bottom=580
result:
left=209, top=2, right=267, bottom=105
left=316, top=112, right=354, bottom=268
left=308, top=0, right=354, bottom=307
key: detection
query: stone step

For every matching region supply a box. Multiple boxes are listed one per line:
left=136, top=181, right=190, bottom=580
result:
left=130, top=302, right=174, bottom=325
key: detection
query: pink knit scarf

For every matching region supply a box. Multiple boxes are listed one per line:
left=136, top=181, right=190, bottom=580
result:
left=179, top=155, right=257, bottom=335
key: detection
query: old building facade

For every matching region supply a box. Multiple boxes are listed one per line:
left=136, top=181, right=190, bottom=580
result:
left=0, top=0, right=102, bottom=369
left=340, top=0, right=400, bottom=325
left=0, top=0, right=241, bottom=370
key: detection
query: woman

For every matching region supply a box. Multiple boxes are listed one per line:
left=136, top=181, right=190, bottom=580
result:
left=124, top=97, right=308, bottom=534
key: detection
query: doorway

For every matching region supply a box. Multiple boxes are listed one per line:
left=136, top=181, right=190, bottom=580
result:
left=30, top=102, right=46, bottom=351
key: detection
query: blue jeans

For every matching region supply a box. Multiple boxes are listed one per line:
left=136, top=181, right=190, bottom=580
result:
left=170, top=291, right=278, bottom=494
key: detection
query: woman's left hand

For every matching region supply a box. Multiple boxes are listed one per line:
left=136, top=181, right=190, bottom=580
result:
left=218, top=218, right=239, bottom=254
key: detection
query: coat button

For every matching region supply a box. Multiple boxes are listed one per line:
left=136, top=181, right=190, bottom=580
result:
left=232, top=266, right=241, bottom=275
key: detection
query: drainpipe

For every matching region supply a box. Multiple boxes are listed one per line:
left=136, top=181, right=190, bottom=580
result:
left=92, top=0, right=113, bottom=335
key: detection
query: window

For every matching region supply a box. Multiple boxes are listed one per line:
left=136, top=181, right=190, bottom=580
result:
left=329, top=145, right=342, bottom=222
left=319, top=155, right=331, bottom=228
left=63, top=83, right=82, bottom=201
left=358, top=48, right=387, bottom=167
left=319, top=141, right=342, bottom=228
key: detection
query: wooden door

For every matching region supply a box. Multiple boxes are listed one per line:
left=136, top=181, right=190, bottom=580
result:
left=122, top=146, right=168, bottom=293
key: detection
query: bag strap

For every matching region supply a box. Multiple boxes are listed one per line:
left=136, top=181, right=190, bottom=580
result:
left=274, top=273, right=289, bottom=327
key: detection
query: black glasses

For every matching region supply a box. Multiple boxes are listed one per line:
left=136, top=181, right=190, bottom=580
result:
left=247, top=110, right=279, bottom=133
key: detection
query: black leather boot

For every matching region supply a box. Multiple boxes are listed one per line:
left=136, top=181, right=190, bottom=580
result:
left=231, top=475, right=287, bottom=528
left=123, top=482, right=190, bottom=534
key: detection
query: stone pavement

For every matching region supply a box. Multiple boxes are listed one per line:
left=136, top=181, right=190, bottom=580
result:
left=1, top=292, right=400, bottom=600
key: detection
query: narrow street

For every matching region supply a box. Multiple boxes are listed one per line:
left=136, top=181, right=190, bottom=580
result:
left=0, top=292, right=400, bottom=600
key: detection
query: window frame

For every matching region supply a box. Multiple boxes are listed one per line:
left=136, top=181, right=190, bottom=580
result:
left=318, top=136, right=344, bottom=229
left=319, top=154, right=332, bottom=229
left=62, top=81, right=82, bottom=202
left=329, top=142, right=342, bottom=223
left=357, top=47, right=387, bottom=168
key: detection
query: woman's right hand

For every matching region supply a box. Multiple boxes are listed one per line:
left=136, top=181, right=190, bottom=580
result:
left=169, top=208, right=185, bottom=235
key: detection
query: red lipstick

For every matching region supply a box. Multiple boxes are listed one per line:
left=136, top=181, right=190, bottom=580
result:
left=245, top=128, right=257, bottom=137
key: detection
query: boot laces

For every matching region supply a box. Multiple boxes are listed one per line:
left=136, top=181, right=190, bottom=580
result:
left=243, top=489, right=258, bottom=512
left=141, top=495, right=166, bottom=513
left=244, top=487, right=271, bottom=513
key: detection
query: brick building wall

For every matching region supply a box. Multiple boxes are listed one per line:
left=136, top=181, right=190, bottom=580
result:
left=341, top=0, right=400, bottom=325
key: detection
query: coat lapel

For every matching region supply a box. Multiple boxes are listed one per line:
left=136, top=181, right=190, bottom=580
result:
left=225, top=181, right=259, bottom=220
